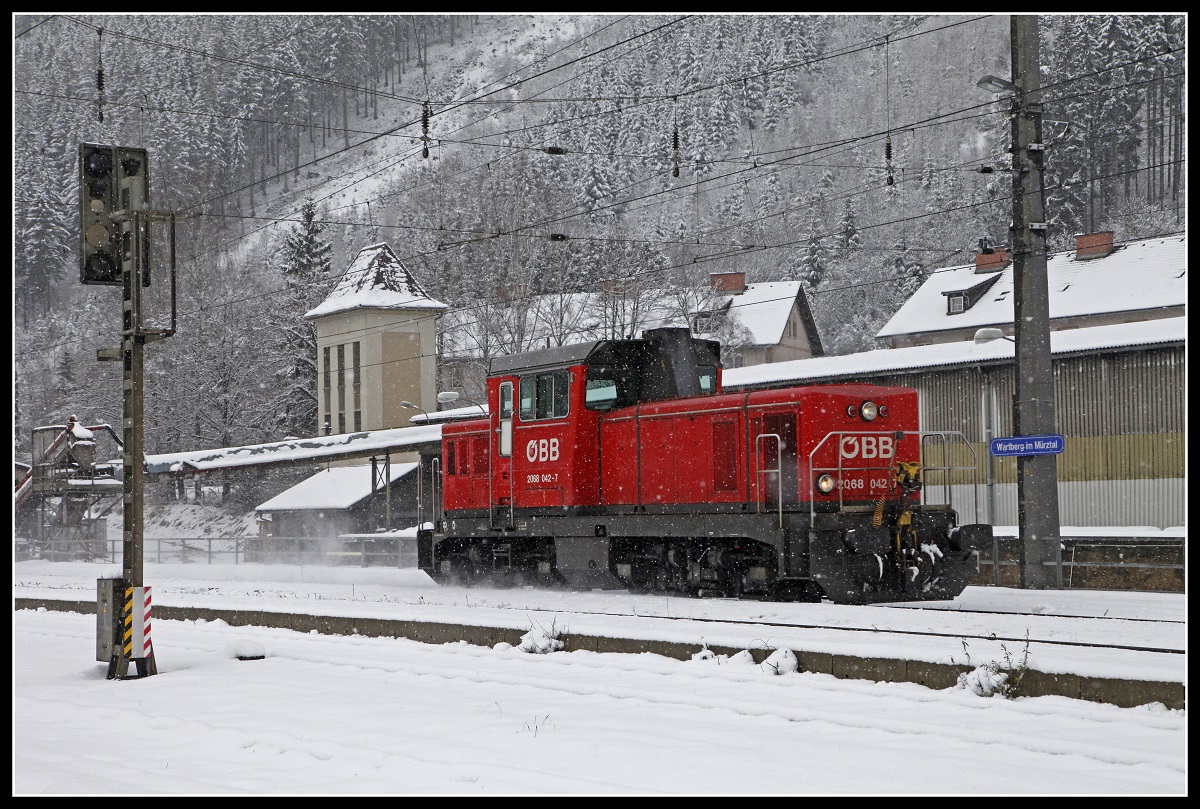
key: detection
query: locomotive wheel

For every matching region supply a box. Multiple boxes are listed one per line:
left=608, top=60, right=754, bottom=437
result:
left=439, top=555, right=478, bottom=588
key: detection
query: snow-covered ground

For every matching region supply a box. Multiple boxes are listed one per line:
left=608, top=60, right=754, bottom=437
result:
left=13, top=561, right=1188, bottom=795
left=14, top=560, right=1185, bottom=680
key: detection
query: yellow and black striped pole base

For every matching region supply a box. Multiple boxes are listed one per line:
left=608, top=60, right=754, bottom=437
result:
left=105, top=585, right=158, bottom=679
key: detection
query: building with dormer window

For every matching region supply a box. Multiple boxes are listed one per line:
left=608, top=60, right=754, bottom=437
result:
left=877, top=232, right=1185, bottom=348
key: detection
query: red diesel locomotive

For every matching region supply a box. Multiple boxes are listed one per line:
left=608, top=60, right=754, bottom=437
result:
left=418, top=328, right=991, bottom=604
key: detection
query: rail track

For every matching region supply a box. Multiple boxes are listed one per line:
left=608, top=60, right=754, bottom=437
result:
left=13, top=591, right=1186, bottom=710
left=484, top=603, right=1185, bottom=655
left=877, top=602, right=1187, bottom=624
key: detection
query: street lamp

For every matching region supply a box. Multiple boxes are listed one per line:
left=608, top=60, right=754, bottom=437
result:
left=976, top=14, right=1062, bottom=590
left=398, top=401, right=429, bottom=424
left=976, top=75, right=1019, bottom=95
left=973, top=327, right=1014, bottom=345
left=437, top=390, right=487, bottom=415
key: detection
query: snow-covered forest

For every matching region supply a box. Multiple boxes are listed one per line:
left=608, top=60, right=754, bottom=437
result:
left=12, top=14, right=1186, bottom=506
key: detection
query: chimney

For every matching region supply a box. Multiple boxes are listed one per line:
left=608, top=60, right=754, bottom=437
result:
left=974, top=245, right=1010, bottom=273
left=601, top=278, right=636, bottom=295
left=710, top=271, right=746, bottom=294
left=1075, top=231, right=1115, bottom=260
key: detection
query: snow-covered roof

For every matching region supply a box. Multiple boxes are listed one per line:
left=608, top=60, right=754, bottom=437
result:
left=439, top=281, right=808, bottom=358
left=338, top=525, right=424, bottom=539
left=65, top=478, right=123, bottom=489
left=255, top=462, right=418, bottom=513
left=144, top=425, right=442, bottom=475
left=723, top=316, right=1185, bottom=389
left=305, top=243, right=447, bottom=320
left=877, top=233, right=1186, bottom=340
left=717, top=281, right=803, bottom=346
left=407, top=404, right=489, bottom=424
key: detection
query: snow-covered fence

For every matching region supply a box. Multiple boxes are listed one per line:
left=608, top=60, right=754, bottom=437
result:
left=976, top=528, right=1185, bottom=592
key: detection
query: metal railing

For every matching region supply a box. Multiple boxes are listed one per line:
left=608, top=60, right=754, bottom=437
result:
left=17, top=535, right=420, bottom=568
left=975, top=535, right=1184, bottom=592
left=807, top=430, right=981, bottom=519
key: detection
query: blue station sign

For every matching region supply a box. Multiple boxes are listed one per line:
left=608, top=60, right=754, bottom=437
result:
left=990, top=434, right=1066, bottom=457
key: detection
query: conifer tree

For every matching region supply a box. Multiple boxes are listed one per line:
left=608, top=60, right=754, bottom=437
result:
left=796, top=228, right=830, bottom=291
left=272, top=199, right=333, bottom=438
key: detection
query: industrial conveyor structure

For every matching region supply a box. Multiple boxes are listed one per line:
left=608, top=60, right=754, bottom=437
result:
left=15, top=417, right=124, bottom=561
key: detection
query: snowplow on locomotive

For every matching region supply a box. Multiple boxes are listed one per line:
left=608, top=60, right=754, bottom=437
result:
left=418, top=328, right=991, bottom=604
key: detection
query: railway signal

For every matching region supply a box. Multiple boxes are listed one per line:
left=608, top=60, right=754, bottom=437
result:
left=78, top=143, right=148, bottom=285
left=77, top=142, right=177, bottom=679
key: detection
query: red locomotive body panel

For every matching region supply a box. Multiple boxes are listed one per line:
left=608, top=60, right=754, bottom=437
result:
left=440, top=418, right=491, bottom=512
left=591, top=386, right=919, bottom=512
left=624, top=393, right=747, bottom=508
left=597, top=411, right=638, bottom=506
left=747, top=384, right=921, bottom=509
left=427, top=328, right=990, bottom=604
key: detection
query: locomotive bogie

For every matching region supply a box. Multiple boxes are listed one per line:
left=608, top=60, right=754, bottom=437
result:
left=433, top=534, right=561, bottom=588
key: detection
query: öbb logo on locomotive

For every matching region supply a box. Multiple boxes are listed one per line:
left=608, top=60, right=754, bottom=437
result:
left=526, top=437, right=560, bottom=463
left=424, top=327, right=993, bottom=605
left=839, top=434, right=893, bottom=459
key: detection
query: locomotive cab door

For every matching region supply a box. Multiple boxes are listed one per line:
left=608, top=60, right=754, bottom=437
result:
left=758, top=411, right=798, bottom=508
left=491, top=380, right=514, bottom=528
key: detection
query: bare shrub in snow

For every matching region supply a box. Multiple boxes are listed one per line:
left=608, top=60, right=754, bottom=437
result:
left=691, top=645, right=799, bottom=675
left=517, top=618, right=564, bottom=654
left=957, top=662, right=1010, bottom=697
left=760, top=648, right=799, bottom=675
left=955, top=631, right=1031, bottom=699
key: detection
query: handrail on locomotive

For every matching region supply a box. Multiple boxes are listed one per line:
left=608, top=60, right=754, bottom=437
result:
left=807, top=429, right=982, bottom=521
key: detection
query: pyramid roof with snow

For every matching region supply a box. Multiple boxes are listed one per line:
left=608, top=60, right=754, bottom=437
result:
left=305, top=242, right=447, bottom=320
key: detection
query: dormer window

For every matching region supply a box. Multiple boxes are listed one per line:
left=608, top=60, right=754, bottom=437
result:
left=942, top=274, right=1000, bottom=315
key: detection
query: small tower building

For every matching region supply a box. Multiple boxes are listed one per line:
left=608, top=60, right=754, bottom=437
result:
left=305, top=243, right=447, bottom=434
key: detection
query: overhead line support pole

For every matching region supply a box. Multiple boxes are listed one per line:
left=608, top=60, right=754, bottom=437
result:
left=1009, top=15, right=1062, bottom=589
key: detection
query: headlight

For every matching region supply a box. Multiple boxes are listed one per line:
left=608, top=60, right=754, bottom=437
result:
left=860, top=401, right=878, bottom=421
left=878, top=404, right=889, bottom=418
left=816, top=474, right=836, bottom=494
left=846, top=404, right=858, bottom=418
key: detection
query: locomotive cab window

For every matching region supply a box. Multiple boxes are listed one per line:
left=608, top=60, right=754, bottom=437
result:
left=585, top=378, right=618, bottom=410
left=499, top=382, right=513, bottom=419
left=585, top=364, right=641, bottom=411
left=697, top=365, right=717, bottom=394
left=519, top=371, right=569, bottom=421
left=498, top=381, right=514, bottom=457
